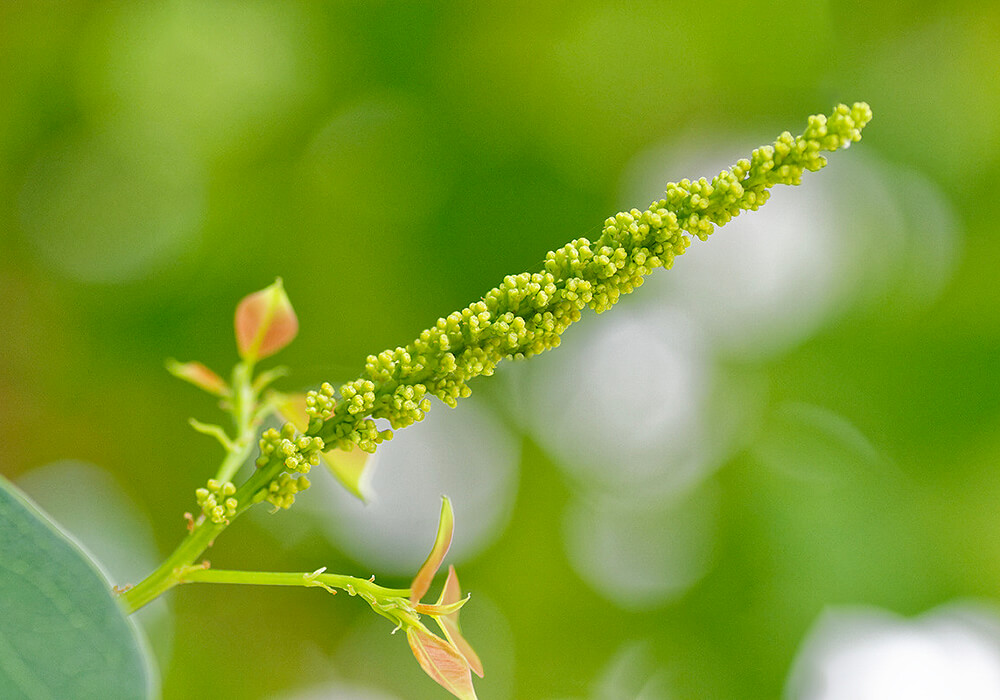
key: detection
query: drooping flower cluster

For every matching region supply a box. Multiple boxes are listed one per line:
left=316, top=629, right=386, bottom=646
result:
left=307, top=102, right=872, bottom=452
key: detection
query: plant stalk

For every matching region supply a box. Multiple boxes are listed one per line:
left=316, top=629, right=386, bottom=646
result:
left=176, top=567, right=411, bottom=599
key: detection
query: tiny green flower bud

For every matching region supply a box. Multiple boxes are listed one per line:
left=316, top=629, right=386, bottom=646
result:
left=234, top=278, right=299, bottom=362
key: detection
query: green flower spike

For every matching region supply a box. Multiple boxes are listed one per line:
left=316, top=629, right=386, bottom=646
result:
left=254, top=424, right=324, bottom=511
left=194, top=479, right=237, bottom=524
left=306, top=102, right=873, bottom=456
left=118, top=104, right=872, bottom=700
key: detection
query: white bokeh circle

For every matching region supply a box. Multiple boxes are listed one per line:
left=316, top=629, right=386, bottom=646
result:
left=274, top=681, right=401, bottom=700
left=786, top=603, right=1000, bottom=700
left=563, top=486, right=717, bottom=608
left=516, top=306, right=725, bottom=501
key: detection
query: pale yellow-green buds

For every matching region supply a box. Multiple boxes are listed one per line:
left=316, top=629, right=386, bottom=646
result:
left=264, top=472, right=310, bottom=511
left=256, top=424, right=324, bottom=474
left=195, top=479, right=237, bottom=524
left=309, top=103, right=873, bottom=453
left=277, top=391, right=375, bottom=502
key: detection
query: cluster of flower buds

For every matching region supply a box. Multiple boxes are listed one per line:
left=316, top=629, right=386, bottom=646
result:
left=278, top=393, right=375, bottom=502
left=195, top=479, right=237, bottom=524
left=254, top=424, right=326, bottom=510
left=256, top=424, right=325, bottom=474
left=264, top=472, right=310, bottom=511
left=304, top=382, right=337, bottom=423
left=163, top=104, right=870, bottom=700
left=308, top=103, right=872, bottom=451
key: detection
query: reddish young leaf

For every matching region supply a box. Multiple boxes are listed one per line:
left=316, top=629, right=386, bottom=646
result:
left=435, top=566, right=484, bottom=678
left=406, top=626, right=478, bottom=700
left=234, top=278, right=298, bottom=362
left=414, top=596, right=468, bottom=617
left=411, top=496, right=454, bottom=603
left=166, top=359, right=229, bottom=397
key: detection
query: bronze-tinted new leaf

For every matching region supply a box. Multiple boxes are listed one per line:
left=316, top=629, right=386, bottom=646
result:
left=411, top=496, right=454, bottom=602
left=166, top=359, right=229, bottom=397
left=407, top=626, right=477, bottom=700
left=234, top=277, right=298, bottom=362
left=435, top=565, right=483, bottom=678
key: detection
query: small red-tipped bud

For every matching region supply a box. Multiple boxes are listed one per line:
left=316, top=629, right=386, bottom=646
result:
left=234, top=278, right=298, bottom=362
left=166, top=359, right=230, bottom=397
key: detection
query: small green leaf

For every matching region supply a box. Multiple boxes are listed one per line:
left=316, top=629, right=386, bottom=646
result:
left=0, top=475, right=155, bottom=699
left=410, top=496, right=455, bottom=603
left=414, top=595, right=469, bottom=618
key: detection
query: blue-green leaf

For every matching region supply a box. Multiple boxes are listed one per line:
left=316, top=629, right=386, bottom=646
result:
left=0, top=474, right=156, bottom=699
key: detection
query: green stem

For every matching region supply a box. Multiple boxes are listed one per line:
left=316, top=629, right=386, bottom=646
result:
left=120, top=361, right=287, bottom=613
left=176, top=567, right=411, bottom=599
left=214, top=433, right=255, bottom=485
left=215, top=361, right=258, bottom=484
left=119, top=519, right=225, bottom=613
left=120, top=454, right=289, bottom=613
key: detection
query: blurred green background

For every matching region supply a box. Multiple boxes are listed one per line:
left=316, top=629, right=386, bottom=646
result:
left=3, top=2, right=1000, bottom=699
